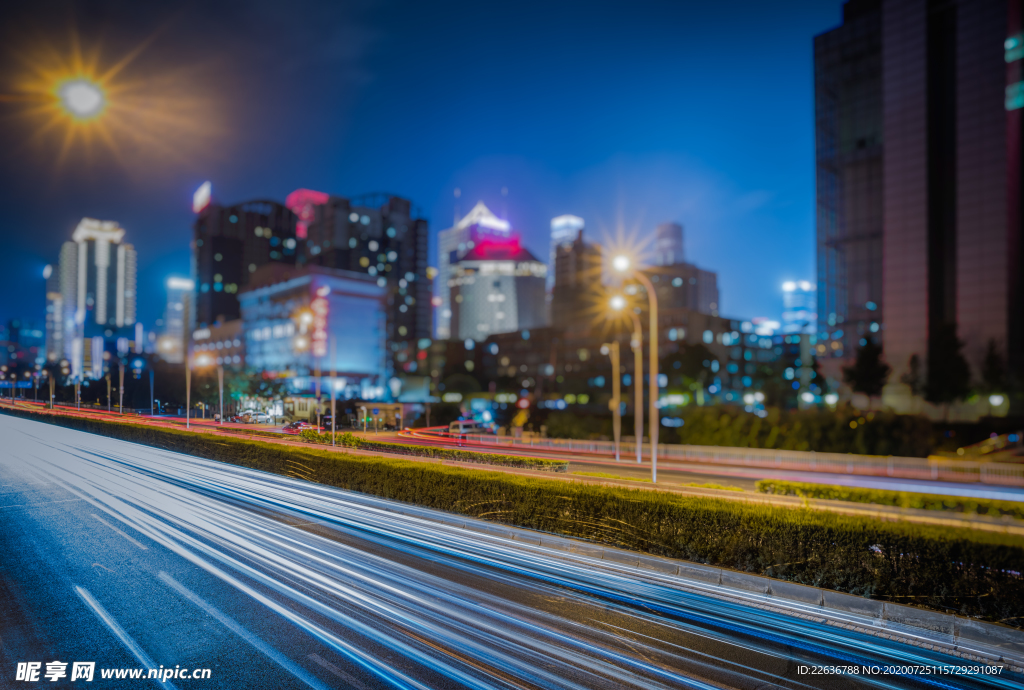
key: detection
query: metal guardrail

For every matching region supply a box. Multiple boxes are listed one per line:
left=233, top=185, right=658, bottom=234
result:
left=417, top=430, right=1024, bottom=487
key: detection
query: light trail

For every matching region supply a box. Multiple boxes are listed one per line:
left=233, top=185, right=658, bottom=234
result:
left=2, top=414, right=1019, bottom=689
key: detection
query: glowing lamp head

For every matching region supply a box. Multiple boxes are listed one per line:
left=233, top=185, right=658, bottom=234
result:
left=58, top=79, right=106, bottom=120
left=609, top=295, right=627, bottom=311
left=612, top=255, right=630, bottom=273
left=989, top=394, right=1005, bottom=407
left=195, top=354, right=212, bottom=367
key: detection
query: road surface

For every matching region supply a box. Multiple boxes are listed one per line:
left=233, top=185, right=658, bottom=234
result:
left=0, top=414, right=1018, bottom=689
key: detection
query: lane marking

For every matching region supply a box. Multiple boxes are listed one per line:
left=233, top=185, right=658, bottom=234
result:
left=307, top=654, right=374, bottom=690
left=74, top=585, right=179, bottom=690
left=158, top=572, right=330, bottom=690
left=91, top=513, right=149, bottom=550
left=0, top=498, right=84, bottom=509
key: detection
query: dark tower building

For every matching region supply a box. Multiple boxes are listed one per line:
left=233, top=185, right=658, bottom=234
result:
left=192, top=200, right=298, bottom=329
left=815, top=0, right=1023, bottom=408
left=815, top=0, right=883, bottom=362
left=299, top=192, right=431, bottom=346
left=550, top=230, right=602, bottom=328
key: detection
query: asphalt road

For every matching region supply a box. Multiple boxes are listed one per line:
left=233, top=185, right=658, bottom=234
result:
left=0, top=414, right=1019, bottom=689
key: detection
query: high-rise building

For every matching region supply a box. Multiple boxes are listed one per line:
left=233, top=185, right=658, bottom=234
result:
left=448, top=236, right=547, bottom=341
left=647, top=263, right=720, bottom=317
left=436, top=202, right=512, bottom=339
left=300, top=192, right=431, bottom=346
left=815, top=0, right=883, bottom=362
left=815, top=0, right=1023, bottom=401
left=158, top=276, right=194, bottom=363
left=548, top=215, right=585, bottom=291
left=883, top=0, right=1022, bottom=387
left=782, top=281, right=817, bottom=334
left=56, top=218, right=137, bottom=377
left=645, top=221, right=719, bottom=317
left=43, top=264, right=62, bottom=362
left=654, top=222, right=685, bottom=266
left=191, top=187, right=298, bottom=328
left=550, top=229, right=603, bottom=327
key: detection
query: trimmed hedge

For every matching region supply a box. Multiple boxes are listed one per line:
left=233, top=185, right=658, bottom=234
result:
left=757, top=479, right=1024, bottom=520
left=297, top=429, right=568, bottom=472
left=4, top=406, right=1024, bottom=623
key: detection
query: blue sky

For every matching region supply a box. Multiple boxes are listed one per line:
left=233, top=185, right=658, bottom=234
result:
left=0, top=0, right=844, bottom=328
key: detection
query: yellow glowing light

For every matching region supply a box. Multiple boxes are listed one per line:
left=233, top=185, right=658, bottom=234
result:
left=57, top=78, right=106, bottom=119
left=5, top=29, right=223, bottom=171
left=612, top=255, right=631, bottom=272
left=609, top=295, right=627, bottom=311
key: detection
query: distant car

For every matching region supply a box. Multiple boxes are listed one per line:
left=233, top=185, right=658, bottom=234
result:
left=283, top=421, right=324, bottom=435
left=254, top=413, right=269, bottom=424
left=448, top=420, right=492, bottom=440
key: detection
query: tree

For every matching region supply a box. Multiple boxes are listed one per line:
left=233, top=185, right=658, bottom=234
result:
left=900, top=354, right=924, bottom=396
left=842, top=339, right=891, bottom=400
left=980, top=339, right=1006, bottom=393
left=925, top=324, right=970, bottom=409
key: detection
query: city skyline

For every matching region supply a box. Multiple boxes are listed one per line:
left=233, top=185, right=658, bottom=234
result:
left=0, top=0, right=844, bottom=329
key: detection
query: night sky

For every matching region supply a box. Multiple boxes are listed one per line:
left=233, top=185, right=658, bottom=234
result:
left=0, top=0, right=843, bottom=330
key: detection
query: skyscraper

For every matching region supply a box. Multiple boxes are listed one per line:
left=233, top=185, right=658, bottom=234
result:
left=192, top=187, right=298, bottom=329
left=435, top=202, right=512, bottom=339
left=654, top=222, right=685, bottom=266
left=548, top=215, right=584, bottom=291
left=815, top=0, right=883, bottom=361
left=647, top=221, right=719, bottom=317
left=57, top=218, right=137, bottom=377
left=301, top=192, right=431, bottom=345
left=159, top=276, right=194, bottom=363
left=882, top=0, right=1022, bottom=389
left=43, top=264, right=62, bottom=362
left=551, top=229, right=602, bottom=327
left=815, top=0, right=1022, bottom=404
left=448, top=236, right=547, bottom=341
left=782, top=281, right=817, bottom=334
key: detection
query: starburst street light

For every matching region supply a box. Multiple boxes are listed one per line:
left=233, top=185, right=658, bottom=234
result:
left=57, top=78, right=106, bottom=120
left=611, top=254, right=661, bottom=482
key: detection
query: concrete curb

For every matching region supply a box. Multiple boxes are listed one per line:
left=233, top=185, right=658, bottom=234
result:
left=386, top=502, right=1024, bottom=670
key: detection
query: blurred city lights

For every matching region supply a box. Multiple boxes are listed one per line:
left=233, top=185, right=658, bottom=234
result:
left=612, top=255, right=630, bottom=272
left=609, top=295, right=627, bottom=311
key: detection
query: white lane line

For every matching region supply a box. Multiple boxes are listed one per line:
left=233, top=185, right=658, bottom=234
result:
left=74, top=585, right=179, bottom=690
left=158, top=572, right=330, bottom=690
left=0, top=498, right=84, bottom=509
left=91, top=513, right=148, bottom=550
left=307, top=654, right=374, bottom=690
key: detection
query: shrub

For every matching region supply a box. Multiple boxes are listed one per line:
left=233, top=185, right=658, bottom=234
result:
left=756, top=479, right=1024, bottom=520
left=666, top=405, right=935, bottom=457
left=297, top=428, right=568, bottom=471
left=4, top=406, right=1023, bottom=623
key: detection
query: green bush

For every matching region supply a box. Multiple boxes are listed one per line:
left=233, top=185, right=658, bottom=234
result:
left=5, top=406, right=1023, bottom=623
left=756, top=479, right=1024, bottom=520
left=667, top=405, right=935, bottom=457
left=297, top=428, right=567, bottom=471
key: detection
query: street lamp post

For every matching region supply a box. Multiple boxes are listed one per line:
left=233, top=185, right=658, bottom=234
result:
left=611, top=296, right=644, bottom=466
left=612, top=256, right=660, bottom=482
left=119, top=361, right=125, bottom=414
left=106, top=373, right=111, bottom=412
left=330, top=337, right=337, bottom=446
left=218, top=364, right=224, bottom=424
left=601, top=341, right=621, bottom=462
